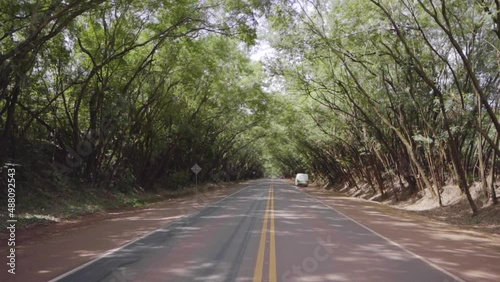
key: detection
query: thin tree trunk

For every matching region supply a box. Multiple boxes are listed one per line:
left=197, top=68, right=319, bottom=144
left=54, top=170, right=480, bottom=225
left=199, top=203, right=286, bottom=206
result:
left=488, top=133, right=499, bottom=205
left=478, top=99, right=489, bottom=201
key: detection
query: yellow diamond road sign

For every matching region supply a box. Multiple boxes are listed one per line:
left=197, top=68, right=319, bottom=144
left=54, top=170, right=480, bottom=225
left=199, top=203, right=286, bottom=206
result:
left=191, top=164, right=202, bottom=175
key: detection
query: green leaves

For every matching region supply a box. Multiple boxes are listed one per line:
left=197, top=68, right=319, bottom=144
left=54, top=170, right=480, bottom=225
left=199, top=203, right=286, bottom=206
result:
left=1, top=0, right=272, bottom=189
left=262, top=0, right=499, bottom=209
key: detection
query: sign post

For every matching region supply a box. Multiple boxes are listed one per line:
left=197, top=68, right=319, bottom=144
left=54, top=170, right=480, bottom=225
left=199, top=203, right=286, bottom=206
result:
left=191, top=164, right=202, bottom=187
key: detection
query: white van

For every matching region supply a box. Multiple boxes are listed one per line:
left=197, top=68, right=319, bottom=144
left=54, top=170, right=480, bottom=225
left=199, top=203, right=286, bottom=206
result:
left=295, top=173, right=309, bottom=187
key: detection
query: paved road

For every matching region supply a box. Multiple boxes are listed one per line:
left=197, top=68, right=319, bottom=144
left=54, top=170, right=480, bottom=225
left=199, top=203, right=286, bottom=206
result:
left=51, top=179, right=463, bottom=282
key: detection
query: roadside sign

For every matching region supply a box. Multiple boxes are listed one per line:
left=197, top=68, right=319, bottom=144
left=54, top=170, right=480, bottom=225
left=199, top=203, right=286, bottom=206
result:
left=191, top=164, right=202, bottom=187
left=191, top=164, right=202, bottom=175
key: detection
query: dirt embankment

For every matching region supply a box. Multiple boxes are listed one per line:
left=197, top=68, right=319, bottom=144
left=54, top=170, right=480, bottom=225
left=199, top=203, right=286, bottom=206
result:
left=0, top=181, right=251, bottom=282
left=0, top=181, right=246, bottom=244
left=315, top=179, right=500, bottom=236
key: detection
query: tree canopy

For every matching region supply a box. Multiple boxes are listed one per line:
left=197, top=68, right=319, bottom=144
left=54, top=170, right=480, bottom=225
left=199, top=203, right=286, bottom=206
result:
left=1, top=0, right=498, bottom=215
left=1, top=0, right=272, bottom=191
left=263, top=0, right=499, bottom=214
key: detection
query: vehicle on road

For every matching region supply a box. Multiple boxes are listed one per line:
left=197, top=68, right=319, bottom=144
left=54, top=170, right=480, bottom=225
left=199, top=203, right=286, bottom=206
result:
left=294, top=173, right=309, bottom=187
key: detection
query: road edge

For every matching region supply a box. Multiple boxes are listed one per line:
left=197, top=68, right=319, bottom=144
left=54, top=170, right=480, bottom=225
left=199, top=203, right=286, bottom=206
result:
left=48, top=182, right=254, bottom=282
left=294, top=185, right=467, bottom=282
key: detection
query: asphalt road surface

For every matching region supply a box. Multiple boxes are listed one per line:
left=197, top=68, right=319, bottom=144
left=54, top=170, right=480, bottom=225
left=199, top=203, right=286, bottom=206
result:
left=51, top=179, right=462, bottom=282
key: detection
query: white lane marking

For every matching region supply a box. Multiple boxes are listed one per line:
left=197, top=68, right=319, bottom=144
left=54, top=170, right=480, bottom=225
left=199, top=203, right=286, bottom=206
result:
left=293, top=185, right=467, bottom=282
left=49, top=182, right=257, bottom=282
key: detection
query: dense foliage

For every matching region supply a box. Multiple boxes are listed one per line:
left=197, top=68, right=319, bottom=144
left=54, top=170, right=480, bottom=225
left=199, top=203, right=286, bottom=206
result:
left=264, top=0, right=499, bottom=214
left=1, top=0, right=498, bottom=216
left=0, top=0, right=271, bottom=191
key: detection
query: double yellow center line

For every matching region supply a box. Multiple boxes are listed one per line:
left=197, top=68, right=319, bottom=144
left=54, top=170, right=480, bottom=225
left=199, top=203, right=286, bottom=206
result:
left=253, top=181, right=277, bottom=282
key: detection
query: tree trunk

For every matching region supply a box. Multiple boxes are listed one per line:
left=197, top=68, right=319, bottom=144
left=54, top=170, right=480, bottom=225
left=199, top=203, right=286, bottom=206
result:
left=478, top=101, right=489, bottom=201
left=488, top=133, right=499, bottom=205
